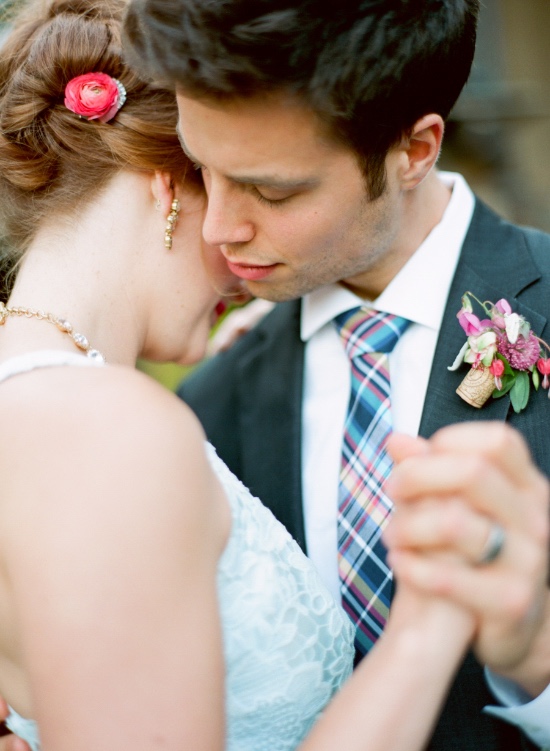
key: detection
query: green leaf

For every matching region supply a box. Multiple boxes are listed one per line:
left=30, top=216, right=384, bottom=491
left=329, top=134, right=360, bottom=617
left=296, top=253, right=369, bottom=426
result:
left=493, top=374, right=515, bottom=398
left=532, top=368, right=540, bottom=390
left=509, top=371, right=530, bottom=413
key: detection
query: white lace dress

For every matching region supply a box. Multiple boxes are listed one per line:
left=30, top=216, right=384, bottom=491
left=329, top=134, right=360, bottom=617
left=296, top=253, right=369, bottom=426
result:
left=2, top=351, right=354, bottom=751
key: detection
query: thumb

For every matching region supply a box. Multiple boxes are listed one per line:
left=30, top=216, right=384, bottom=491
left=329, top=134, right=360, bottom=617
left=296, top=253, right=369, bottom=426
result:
left=387, top=433, right=430, bottom=465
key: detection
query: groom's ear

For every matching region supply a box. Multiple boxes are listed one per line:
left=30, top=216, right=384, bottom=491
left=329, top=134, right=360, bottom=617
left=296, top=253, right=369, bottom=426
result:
left=399, top=114, right=444, bottom=190
left=151, top=170, right=175, bottom=217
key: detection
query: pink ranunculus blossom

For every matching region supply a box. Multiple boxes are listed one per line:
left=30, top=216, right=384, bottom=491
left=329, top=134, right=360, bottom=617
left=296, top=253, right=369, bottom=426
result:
left=64, top=73, right=125, bottom=123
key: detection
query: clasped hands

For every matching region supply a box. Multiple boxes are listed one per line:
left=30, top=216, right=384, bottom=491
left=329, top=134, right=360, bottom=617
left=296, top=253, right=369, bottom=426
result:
left=384, top=422, right=550, bottom=698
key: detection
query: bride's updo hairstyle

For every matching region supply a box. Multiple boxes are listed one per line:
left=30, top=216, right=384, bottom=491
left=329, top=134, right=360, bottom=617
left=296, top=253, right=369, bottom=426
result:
left=0, top=0, right=195, bottom=292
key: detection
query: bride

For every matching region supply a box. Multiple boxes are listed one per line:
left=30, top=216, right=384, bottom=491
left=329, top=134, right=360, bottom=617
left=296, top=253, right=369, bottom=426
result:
left=0, top=2, right=475, bottom=750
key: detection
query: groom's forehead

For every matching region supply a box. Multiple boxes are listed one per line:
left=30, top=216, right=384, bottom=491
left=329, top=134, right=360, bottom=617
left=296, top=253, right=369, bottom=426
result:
left=175, top=91, right=348, bottom=174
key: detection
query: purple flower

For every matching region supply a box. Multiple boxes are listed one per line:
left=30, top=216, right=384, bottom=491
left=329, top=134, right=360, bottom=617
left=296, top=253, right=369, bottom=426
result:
left=497, top=330, right=540, bottom=370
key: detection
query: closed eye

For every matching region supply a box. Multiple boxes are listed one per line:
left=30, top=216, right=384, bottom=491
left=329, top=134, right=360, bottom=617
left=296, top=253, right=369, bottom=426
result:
left=254, top=188, right=294, bottom=207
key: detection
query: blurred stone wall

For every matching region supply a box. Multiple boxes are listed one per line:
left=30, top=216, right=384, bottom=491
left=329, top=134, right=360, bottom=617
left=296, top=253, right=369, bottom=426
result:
left=441, top=0, right=550, bottom=232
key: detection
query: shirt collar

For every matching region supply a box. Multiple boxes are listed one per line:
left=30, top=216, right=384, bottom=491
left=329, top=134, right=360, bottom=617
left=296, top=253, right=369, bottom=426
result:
left=301, top=171, right=475, bottom=342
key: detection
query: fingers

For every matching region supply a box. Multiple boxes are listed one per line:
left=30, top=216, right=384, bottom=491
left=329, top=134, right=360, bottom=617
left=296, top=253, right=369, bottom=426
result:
left=387, top=425, right=549, bottom=534
left=430, top=421, right=542, bottom=488
left=386, top=424, right=549, bottom=583
left=384, top=497, right=497, bottom=563
left=388, top=547, right=542, bottom=620
left=385, top=423, right=550, bottom=676
left=0, top=733, right=31, bottom=751
left=386, top=433, right=429, bottom=464
left=386, top=519, right=549, bottom=675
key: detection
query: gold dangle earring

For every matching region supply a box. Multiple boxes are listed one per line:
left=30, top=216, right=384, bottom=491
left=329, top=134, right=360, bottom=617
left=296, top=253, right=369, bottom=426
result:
left=164, top=198, right=181, bottom=250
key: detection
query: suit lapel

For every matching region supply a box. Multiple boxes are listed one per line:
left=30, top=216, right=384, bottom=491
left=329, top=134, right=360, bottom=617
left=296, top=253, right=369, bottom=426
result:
left=234, top=300, right=308, bottom=550
left=420, top=200, right=546, bottom=438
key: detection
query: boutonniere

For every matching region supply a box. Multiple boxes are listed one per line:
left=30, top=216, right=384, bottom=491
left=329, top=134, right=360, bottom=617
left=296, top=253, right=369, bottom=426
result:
left=448, top=292, right=550, bottom=412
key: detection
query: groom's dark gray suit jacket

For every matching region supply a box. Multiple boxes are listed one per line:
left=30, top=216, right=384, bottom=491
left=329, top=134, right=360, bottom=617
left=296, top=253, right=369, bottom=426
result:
left=180, top=200, right=550, bottom=751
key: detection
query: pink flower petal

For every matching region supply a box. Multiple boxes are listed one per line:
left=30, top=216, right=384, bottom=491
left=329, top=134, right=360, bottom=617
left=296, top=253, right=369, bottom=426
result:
left=458, top=311, right=482, bottom=336
left=495, top=298, right=512, bottom=316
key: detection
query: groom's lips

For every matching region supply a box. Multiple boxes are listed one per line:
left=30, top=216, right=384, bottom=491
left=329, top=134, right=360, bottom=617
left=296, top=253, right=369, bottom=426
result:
left=225, top=260, right=279, bottom=281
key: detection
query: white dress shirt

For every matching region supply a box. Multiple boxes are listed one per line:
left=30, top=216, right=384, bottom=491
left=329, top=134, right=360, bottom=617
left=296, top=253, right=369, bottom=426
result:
left=300, top=171, right=550, bottom=747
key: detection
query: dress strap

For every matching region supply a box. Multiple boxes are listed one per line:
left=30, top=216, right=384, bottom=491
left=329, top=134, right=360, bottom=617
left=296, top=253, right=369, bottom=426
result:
left=0, top=350, right=105, bottom=385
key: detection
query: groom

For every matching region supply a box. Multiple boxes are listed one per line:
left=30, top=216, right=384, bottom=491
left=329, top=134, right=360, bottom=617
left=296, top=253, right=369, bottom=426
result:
left=122, top=1, right=550, bottom=749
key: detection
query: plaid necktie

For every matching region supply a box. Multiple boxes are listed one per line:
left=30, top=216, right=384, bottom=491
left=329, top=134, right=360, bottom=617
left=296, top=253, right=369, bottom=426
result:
left=334, top=307, right=410, bottom=657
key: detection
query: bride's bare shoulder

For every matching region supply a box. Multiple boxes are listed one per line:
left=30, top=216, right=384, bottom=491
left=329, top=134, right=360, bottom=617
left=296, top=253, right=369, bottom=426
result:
left=0, top=364, right=218, bottom=523
left=0, top=362, right=202, bottom=445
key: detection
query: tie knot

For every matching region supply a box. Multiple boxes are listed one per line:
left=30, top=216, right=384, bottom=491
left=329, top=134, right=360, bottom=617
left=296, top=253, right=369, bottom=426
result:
left=334, top=307, right=410, bottom=357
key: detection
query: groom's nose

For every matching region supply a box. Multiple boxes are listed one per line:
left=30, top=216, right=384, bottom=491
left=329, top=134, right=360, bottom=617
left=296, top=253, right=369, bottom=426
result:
left=202, top=177, right=255, bottom=248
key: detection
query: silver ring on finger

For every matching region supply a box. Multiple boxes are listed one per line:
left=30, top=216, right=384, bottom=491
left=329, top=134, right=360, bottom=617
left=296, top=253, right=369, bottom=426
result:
left=476, top=522, right=506, bottom=565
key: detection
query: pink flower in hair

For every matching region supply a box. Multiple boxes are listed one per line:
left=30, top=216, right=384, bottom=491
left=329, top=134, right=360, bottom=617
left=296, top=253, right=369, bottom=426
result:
left=64, top=72, right=127, bottom=123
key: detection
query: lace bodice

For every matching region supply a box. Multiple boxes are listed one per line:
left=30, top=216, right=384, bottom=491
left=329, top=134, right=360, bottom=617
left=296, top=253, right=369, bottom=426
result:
left=2, top=351, right=354, bottom=751
left=209, top=444, right=354, bottom=750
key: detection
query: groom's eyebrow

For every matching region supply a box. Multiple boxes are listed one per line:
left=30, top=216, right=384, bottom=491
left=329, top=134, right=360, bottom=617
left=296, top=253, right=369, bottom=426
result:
left=176, top=124, right=319, bottom=192
left=230, top=174, right=319, bottom=191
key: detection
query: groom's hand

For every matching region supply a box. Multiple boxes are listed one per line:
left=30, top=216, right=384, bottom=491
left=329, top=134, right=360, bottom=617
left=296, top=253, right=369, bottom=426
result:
left=384, top=423, right=550, bottom=697
left=0, top=699, right=30, bottom=751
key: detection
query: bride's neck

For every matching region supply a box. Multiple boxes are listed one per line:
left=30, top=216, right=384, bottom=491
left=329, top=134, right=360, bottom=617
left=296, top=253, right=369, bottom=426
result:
left=4, top=174, right=153, bottom=366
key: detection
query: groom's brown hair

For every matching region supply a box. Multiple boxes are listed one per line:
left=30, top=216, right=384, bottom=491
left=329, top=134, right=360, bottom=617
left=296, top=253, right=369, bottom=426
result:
left=125, top=0, right=480, bottom=200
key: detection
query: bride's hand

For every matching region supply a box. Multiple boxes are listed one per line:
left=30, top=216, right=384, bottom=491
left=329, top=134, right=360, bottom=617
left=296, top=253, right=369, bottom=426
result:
left=381, top=430, right=475, bottom=664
